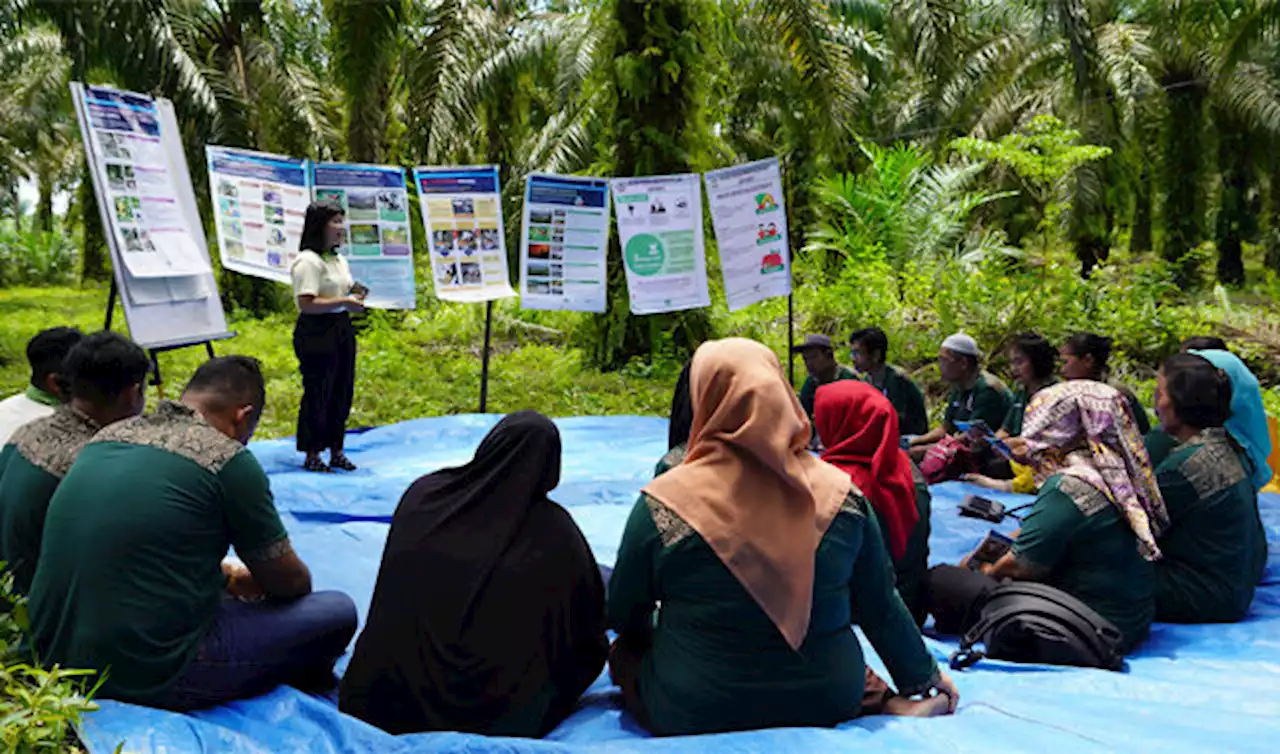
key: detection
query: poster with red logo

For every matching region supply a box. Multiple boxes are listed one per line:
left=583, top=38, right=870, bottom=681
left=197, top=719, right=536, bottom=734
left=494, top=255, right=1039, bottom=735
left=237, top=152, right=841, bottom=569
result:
left=703, top=158, right=791, bottom=311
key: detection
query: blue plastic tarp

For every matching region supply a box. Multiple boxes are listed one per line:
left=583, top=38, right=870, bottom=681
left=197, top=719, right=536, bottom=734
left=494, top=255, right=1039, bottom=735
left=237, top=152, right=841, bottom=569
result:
left=80, top=415, right=1280, bottom=753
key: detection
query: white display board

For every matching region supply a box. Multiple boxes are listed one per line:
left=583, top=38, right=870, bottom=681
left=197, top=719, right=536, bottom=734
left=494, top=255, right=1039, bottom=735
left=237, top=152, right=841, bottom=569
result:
left=518, top=173, right=610, bottom=312
left=206, top=146, right=311, bottom=284
left=72, top=82, right=231, bottom=350
left=611, top=173, right=710, bottom=315
left=704, top=157, right=792, bottom=311
left=414, top=165, right=515, bottom=303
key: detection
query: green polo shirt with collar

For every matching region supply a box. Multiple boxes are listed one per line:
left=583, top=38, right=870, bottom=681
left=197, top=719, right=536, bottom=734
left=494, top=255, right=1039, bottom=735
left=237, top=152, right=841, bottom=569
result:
left=865, top=365, right=929, bottom=436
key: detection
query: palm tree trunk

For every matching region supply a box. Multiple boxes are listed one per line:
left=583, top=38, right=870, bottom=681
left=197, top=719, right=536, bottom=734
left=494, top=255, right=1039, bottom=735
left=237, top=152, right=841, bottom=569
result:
left=1130, top=161, right=1153, bottom=253
left=593, top=0, right=713, bottom=369
left=1214, top=110, right=1247, bottom=286
left=1266, top=150, right=1280, bottom=274
left=36, top=170, right=54, bottom=233
left=1159, top=79, right=1208, bottom=287
left=79, top=163, right=110, bottom=281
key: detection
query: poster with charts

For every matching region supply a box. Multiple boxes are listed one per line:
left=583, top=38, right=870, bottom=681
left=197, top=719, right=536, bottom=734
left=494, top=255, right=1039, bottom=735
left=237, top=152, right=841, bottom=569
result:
left=610, top=173, right=710, bottom=315
left=312, top=162, right=416, bottom=309
left=206, top=146, right=311, bottom=284
left=81, top=85, right=210, bottom=279
left=519, top=173, right=611, bottom=313
left=413, top=165, right=514, bottom=303
left=704, top=157, right=792, bottom=312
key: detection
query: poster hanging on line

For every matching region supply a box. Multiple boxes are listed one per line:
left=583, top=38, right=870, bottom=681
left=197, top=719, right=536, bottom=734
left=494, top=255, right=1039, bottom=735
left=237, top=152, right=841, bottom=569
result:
left=206, top=146, right=310, bottom=284
left=519, top=173, right=610, bottom=313
left=413, top=165, right=514, bottom=302
left=704, top=157, right=792, bottom=312
left=610, top=173, right=710, bottom=315
left=312, top=162, right=416, bottom=309
left=79, top=85, right=211, bottom=279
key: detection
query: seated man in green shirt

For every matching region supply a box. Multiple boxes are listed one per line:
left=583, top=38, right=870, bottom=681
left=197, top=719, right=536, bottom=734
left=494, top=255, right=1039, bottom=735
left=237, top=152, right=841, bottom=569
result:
left=29, top=356, right=357, bottom=710
left=0, top=331, right=150, bottom=594
left=1150, top=354, right=1267, bottom=623
left=907, top=333, right=1011, bottom=464
left=848, top=327, right=928, bottom=437
left=793, top=334, right=857, bottom=421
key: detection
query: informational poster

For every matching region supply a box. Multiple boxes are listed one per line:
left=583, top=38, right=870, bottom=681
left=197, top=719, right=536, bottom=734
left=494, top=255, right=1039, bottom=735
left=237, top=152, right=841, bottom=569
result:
left=704, top=157, right=792, bottom=311
left=413, top=165, right=514, bottom=302
left=312, top=162, right=416, bottom=309
left=80, top=85, right=210, bottom=279
left=206, top=146, right=311, bottom=284
left=519, top=173, right=611, bottom=312
left=611, top=173, right=710, bottom=315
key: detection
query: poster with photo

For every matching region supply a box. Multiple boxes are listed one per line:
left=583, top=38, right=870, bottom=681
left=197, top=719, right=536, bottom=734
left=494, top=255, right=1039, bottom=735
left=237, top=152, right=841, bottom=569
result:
left=80, top=85, right=210, bottom=278
left=312, top=162, right=416, bottom=309
left=206, top=146, right=310, bottom=284
left=704, top=157, right=792, bottom=311
left=412, top=165, right=514, bottom=303
left=519, top=173, right=610, bottom=313
left=610, top=173, right=710, bottom=315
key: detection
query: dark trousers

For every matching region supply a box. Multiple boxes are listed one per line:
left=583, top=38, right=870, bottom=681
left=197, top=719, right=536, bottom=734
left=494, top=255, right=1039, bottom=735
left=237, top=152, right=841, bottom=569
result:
left=294, top=313, right=356, bottom=454
left=163, top=591, right=358, bottom=711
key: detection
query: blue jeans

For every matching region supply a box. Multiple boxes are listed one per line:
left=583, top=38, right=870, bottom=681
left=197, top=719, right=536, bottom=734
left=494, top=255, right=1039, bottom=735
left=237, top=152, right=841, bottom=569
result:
left=164, top=591, right=358, bottom=711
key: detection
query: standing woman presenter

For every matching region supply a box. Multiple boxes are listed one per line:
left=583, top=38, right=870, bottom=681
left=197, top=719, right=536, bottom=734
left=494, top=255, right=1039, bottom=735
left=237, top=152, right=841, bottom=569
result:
left=291, top=201, right=366, bottom=473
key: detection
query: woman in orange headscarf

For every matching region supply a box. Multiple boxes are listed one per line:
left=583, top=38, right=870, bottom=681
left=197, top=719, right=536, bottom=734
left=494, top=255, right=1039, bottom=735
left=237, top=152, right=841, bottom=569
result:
left=606, top=338, right=957, bottom=736
left=815, top=381, right=931, bottom=625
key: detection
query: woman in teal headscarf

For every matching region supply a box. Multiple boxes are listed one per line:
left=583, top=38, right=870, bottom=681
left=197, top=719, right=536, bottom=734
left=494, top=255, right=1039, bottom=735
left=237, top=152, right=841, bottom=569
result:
left=1190, top=350, right=1273, bottom=491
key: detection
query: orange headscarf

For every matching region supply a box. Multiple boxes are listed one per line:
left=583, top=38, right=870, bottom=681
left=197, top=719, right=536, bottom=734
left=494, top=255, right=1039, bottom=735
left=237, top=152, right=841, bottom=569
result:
left=642, top=338, right=852, bottom=650
left=815, top=381, right=919, bottom=562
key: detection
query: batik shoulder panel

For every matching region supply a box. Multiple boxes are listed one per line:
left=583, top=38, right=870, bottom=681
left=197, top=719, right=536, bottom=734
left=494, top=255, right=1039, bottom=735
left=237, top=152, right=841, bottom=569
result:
left=1055, top=474, right=1111, bottom=517
left=11, top=407, right=101, bottom=479
left=1178, top=428, right=1247, bottom=500
left=91, top=400, right=243, bottom=474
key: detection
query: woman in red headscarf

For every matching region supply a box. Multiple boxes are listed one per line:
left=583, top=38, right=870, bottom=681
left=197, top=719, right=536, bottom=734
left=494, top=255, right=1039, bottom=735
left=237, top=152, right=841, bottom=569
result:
left=815, top=381, right=931, bottom=625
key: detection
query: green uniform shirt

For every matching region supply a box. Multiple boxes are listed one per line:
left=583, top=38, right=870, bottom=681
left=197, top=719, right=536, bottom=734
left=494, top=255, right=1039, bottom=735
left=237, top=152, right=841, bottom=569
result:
left=653, top=443, right=687, bottom=478
left=0, top=406, right=100, bottom=594
left=1012, top=474, right=1155, bottom=651
left=607, top=492, right=938, bottom=736
left=1154, top=429, right=1267, bottom=623
left=798, top=364, right=858, bottom=419
left=866, top=365, right=929, bottom=436
left=1001, top=380, right=1058, bottom=437
left=943, top=373, right=1011, bottom=433
left=29, top=401, right=290, bottom=704
left=897, top=462, right=932, bottom=625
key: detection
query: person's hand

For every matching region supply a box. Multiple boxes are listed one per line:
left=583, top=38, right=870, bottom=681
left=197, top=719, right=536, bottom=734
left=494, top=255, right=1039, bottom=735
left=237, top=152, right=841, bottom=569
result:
left=1003, top=436, right=1029, bottom=462
left=344, top=296, right=366, bottom=314
left=932, top=672, right=960, bottom=713
left=223, top=559, right=265, bottom=601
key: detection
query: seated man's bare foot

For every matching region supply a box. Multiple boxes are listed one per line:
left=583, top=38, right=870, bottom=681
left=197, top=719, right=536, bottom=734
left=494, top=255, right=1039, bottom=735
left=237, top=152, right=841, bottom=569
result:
left=883, top=693, right=953, bottom=718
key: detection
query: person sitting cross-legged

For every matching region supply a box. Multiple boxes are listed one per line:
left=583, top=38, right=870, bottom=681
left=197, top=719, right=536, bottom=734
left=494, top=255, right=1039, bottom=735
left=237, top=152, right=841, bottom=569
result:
left=1151, top=354, right=1267, bottom=623
left=0, top=332, right=150, bottom=595
left=28, top=356, right=357, bottom=710
left=608, top=338, right=957, bottom=737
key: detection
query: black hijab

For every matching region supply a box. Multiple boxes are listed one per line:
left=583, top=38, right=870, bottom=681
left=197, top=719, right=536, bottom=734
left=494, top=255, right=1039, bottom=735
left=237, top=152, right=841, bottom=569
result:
left=340, top=411, right=606, bottom=735
left=668, top=361, right=694, bottom=450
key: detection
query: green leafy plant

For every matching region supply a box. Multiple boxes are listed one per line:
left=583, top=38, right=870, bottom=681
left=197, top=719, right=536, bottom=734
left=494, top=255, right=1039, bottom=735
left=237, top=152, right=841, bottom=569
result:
left=0, top=563, right=104, bottom=753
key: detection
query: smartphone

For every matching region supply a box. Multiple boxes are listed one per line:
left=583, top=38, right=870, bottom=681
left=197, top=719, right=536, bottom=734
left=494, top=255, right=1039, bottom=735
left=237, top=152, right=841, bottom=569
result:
left=970, top=529, right=1014, bottom=567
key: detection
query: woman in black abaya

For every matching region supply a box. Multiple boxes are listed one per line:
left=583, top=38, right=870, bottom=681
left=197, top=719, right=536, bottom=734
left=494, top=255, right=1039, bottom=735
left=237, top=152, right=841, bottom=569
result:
left=339, top=411, right=608, bottom=737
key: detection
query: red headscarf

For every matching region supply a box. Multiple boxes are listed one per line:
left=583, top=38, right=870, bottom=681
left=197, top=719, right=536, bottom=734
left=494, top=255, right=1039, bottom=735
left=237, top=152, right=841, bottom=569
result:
left=815, top=381, right=919, bottom=561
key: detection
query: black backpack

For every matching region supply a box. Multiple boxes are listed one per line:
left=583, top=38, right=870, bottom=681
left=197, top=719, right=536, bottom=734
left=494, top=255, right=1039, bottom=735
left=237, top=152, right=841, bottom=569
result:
left=949, top=581, right=1125, bottom=672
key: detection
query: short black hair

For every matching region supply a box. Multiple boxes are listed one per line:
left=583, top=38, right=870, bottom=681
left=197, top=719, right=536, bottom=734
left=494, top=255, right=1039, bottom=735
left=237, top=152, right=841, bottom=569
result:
left=1064, top=332, right=1112, bottom=369
left=299, top=201, right=344, bottom=253
left=61, top=332, right=150, bottom=406
left=1181, top=336, right=1228, bottom=352
left=849, top=327, right=889, bottom=361
left=1161, top=353, right=1232, bottom=428
left=26, top=327, right=84, bottom=389
left=1011, top=332, right=1057, bottom=380
left=183, top=356, right=266, bottom=413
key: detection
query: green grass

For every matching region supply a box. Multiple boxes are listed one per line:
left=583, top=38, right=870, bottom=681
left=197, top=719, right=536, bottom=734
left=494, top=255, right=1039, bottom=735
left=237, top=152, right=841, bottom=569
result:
left=0, top=285, right=677, bottom=439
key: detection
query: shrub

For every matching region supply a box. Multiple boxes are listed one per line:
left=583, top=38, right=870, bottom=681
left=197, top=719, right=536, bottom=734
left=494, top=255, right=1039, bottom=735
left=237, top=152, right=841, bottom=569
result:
left=0, top=225, right=78, bottom=288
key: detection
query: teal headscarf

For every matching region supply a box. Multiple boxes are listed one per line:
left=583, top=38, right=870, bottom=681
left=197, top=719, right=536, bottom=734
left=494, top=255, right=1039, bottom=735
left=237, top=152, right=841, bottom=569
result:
left=1191, top=350, right=1273, bottom=491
